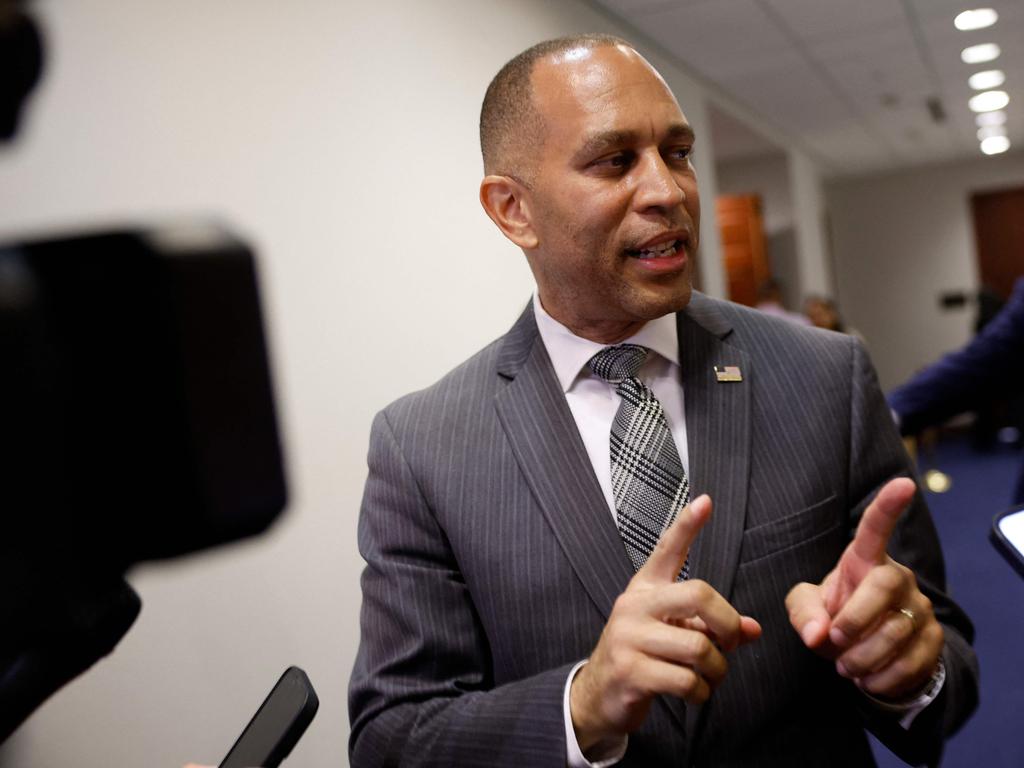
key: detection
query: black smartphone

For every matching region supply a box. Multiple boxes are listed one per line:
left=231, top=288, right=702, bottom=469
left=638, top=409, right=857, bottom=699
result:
left=219, top=666, right=319, bottom=768
left=991, top=506, right=1024, bottom=579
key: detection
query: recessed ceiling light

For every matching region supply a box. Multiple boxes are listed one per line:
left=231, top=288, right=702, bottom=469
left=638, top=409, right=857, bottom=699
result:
left=955, top=8, right=999, bottom=31
left=961, top=43, right=1001, bottom=64
left=980, top=135, right=1010, bottom=155
left=976, top=110, right=1007, bottom=127
left=969, top=69, right=1005, bottom=90
left=977, top=125, right=1007, bottom=140
left=969, top=90, right=1010, bottom=112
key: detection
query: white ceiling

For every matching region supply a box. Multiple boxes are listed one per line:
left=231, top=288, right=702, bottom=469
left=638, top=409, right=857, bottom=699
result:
left=594, top=0, right=1024, bottom=176
left=706, top=105, right=782, bottom=163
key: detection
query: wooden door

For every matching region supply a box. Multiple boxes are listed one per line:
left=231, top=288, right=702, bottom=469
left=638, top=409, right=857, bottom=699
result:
left=971, top=186, right=1024, bottom=300
left=716, top=194, right=769, bottom=306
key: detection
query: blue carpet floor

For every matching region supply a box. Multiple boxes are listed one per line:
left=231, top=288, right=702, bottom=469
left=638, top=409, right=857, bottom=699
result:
left=870, top=435, right=1024, bottom=767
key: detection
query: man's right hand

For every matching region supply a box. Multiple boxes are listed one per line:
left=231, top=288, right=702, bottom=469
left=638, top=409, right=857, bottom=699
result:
left=569, top=495, right=762, bottom=754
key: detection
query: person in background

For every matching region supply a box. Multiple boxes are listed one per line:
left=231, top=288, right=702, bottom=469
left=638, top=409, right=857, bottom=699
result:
left=755, top=278, right=811, bottom=326
left=804, top=294, right=866, bottom=344
left=889, top=276, right=1024, bottom=505
left=804, top=294, right=845, bottom=332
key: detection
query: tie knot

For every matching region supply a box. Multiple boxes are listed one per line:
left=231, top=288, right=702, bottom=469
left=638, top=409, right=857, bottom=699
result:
left=588, top=344, right=649, bottom=382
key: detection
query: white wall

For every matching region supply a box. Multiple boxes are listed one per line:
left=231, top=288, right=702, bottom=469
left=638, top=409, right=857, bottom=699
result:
left=714, top=149, right=833, bottom=310
left=716, top=153, right=793, bottom=236
left=0, top=2, right=727, bottom=766
left=788, top=151, right=832, bottom=298
left=827, top=151, right=1024, bottom=390
left=715, top=151, right=801, bottom=307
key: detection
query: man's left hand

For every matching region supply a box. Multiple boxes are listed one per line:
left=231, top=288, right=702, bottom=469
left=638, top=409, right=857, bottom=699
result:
left=785, top=478, right=944, bottom=699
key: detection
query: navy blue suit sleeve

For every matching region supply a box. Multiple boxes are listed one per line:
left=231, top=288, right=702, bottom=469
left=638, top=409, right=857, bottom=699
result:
left=889, top=277, right=1024, bottom=434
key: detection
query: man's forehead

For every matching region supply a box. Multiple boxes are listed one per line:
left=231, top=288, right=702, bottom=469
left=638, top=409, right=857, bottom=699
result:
left=547, top=41, right=638, bottom=66
left=530, top=47, right=690, bottom=151
left=532, top=45, right=680, bottom=115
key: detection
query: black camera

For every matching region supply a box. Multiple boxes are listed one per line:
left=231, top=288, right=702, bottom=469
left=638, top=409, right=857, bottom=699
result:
left=0, top=223, right=288, bottom=738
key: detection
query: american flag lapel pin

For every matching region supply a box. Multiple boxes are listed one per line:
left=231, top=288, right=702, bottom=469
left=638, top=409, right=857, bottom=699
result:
left=714, top=365, right=743, bottom=382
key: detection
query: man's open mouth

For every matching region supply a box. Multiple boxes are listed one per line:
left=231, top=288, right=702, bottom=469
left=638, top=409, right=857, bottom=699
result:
left=626, top=239, right=684, bottom=260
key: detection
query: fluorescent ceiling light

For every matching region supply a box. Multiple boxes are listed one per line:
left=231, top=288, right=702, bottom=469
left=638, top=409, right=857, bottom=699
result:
left=977, top=125, right=1007, bottom=140
left=980, top=135, right=1010, bottom=155
left=969, top=69, right=1005, bottom=90
left=955, top=9, right=999, bottom=31
left=969, top=90, right=1010, bottom=112
left=961, top=43, right=1000, bottom=64
left=976, top=110, right=1007, bottom=127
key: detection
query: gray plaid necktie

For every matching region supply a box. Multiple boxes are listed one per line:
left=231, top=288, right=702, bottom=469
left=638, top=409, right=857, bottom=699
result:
left=589, top=344, right=690, bottom=578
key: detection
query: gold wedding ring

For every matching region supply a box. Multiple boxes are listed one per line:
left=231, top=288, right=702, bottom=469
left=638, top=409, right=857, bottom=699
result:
left=898, top=607, right=917, bottom=632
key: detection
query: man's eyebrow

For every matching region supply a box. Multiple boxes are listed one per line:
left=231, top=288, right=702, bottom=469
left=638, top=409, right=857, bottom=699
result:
left=572, top=123, right=696, bottom=163
left=665, top=123, right=696, bottom=143
left=573, top=129, right=636, bottom=162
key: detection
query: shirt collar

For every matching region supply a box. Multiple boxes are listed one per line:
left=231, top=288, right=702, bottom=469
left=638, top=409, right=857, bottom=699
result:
left=532, top=292, right=681, bottom=393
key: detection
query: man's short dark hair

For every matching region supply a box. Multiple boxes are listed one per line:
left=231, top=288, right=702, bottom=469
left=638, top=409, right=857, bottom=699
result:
left=479, top=33, right=632, bottom=181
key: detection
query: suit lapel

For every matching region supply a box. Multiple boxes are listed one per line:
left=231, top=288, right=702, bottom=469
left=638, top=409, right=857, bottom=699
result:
left=678, top=294, right=752, bottom=603
left=494, top=307, right=634, bottom=621
left=677, top=293, right=753, bottom=746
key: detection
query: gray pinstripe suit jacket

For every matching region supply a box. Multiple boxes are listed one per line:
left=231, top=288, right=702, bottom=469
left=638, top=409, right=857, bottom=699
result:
left=349, top=292, right=978, bottom=767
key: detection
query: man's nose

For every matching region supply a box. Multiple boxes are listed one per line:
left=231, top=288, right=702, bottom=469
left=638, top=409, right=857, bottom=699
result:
left=634, top=153, right=686, bottom=211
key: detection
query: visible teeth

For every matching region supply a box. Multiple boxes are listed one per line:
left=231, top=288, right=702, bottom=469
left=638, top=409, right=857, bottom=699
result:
left=636, top=240, right=679, bottom=258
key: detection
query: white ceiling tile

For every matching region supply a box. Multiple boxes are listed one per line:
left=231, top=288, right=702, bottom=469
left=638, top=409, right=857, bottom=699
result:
left=759, top=0, right=906, bottom=43
left=630, top=0, right=793, bottom=80
left=865, top=105, right=959, bottom=149
left=708, top=106, right=783, bottom=161
left=907, top=0, right=1023, bottom=24
left=816, top=60, right=937, bottom=129
left=721, top=62, right=855, bottom=134
left=805, top=123, right=892, bottom=170
left=593, top=0, right=706, bottom=16
left=809, top=24, right=921, bottom=67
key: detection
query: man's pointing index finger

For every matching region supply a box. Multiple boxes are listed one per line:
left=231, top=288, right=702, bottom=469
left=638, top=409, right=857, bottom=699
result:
left=850, top=477, right=917, bottom=564
left=636, top=494, right=711, bottom=584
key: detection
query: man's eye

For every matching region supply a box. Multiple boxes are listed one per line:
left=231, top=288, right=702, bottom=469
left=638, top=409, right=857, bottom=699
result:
left=667, top=146, right=694, bottom=163
left=593, top=152, right=634, bottom=171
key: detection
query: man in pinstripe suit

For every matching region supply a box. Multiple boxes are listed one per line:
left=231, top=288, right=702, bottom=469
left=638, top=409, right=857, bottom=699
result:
left=349, top=35, right=978, bottom=767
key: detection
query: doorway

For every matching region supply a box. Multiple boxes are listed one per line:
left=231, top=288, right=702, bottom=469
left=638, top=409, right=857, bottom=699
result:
left=972, top=185, right=1024, bottom=300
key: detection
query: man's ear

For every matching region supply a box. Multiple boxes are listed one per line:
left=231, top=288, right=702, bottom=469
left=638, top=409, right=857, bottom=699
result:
left=479, top=175, right=539, bottom=250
